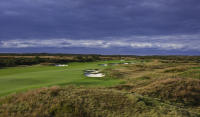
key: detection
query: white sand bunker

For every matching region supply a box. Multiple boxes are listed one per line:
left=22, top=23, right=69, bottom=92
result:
left=85, top=73, right=105, bottom=77
left=84, top=69, right=105, bottom=77
left=55, top=64, right=68, bottom=67
left=123, top=62, right=129, bottom=64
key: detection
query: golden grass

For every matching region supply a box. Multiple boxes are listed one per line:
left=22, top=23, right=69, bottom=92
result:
left=133, top=78, right=200, bottom=106
left=0, top=86, right=198, bottom=117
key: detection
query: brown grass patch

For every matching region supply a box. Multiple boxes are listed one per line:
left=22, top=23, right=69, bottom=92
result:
left=134, top=78, right=200, bottom=106
left=0, top=86, right=197, bottom=117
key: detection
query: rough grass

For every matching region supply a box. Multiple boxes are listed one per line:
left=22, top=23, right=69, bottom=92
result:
left=163, top=67, right=188, bottom=73
left=104, top=60, right=200, bottom=114
left=133, top=78, right=200, bottom=106
left=179, top=70, right=200, bottom=79
left=0, top=86, right=198, bottom=117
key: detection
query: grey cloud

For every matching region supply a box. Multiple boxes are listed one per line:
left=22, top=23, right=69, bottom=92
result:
left=0, top=0, right=200, bottom=54
left=1, top=0, right=200, bottom=39
left=1, top=34, right=199, bottom=51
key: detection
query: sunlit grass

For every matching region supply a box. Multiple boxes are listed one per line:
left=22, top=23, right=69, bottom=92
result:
left=0, top=60, right=138, bottom=96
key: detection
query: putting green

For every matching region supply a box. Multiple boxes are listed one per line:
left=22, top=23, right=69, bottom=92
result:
left=0, top=60, right=136, bottom=96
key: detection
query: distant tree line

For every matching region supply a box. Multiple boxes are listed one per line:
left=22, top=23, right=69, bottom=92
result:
left=74, top=55, right=101, bottom=62
left=0, top=53, right=102, bottom=57
left=1, top=54, right=200, bottom=68
left=135, top=56, right=200, bottom=63
left=0, top=55, right=101, bottom=68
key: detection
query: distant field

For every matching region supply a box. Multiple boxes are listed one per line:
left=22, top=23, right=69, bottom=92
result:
left=0, top=60, right=138, bottom=96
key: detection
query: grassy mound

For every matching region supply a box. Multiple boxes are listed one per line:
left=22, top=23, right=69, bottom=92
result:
left=0, top=86, right=197, bottom=117
left=179, top=70, right=200, bottom=79
left=134, top=78, right=200, bottom=106
left=163, top=67, right=188, bottom=73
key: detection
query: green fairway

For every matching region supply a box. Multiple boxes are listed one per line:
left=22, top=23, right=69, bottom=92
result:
left=0, top=60, right=134, bottom=96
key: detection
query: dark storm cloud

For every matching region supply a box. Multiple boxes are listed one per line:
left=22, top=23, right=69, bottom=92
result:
left=0, top=0, right=200, bottom=54
left=1, top=0, right=200, bottom=39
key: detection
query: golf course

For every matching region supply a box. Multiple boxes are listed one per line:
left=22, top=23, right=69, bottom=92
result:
left=0, top=56, right=199, bottom=117
left=0, top=60, right=134, bottom=96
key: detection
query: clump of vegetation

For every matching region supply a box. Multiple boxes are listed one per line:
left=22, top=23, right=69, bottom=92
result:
left=103, top=68, right=124, bottom=79
left=137, top=76, right=151, bottom=80
left=164, top=67, right=188, bottom=73
left=111, top=84, right=135, bottom=91
left=179, top=70, right=200, bottom=79
left=134, top=78, right=200, bottom=106
left=0, top=86, right=198, bottom=117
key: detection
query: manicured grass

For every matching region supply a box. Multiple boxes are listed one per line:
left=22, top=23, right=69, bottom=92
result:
left=0, top=60, right=136, bottom=96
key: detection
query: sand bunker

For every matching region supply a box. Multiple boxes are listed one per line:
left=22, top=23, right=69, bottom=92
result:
left=84, top=69, right=105, bottom=77
left=123, top=63, right=129, bottom=64
left=55, top=64, right=68, bottom=67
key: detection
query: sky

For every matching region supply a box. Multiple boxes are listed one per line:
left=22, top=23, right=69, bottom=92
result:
left=0, top=0, right=200, bottom=55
